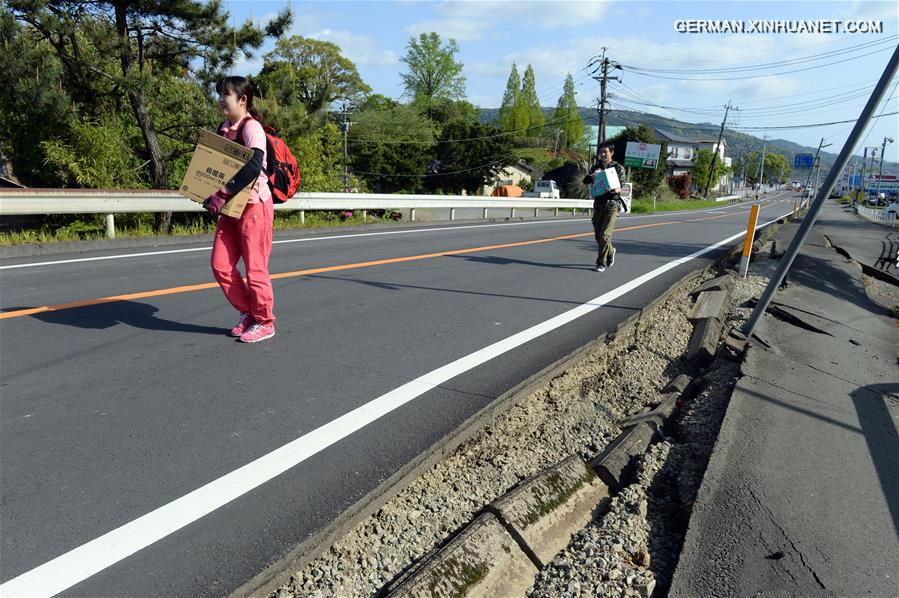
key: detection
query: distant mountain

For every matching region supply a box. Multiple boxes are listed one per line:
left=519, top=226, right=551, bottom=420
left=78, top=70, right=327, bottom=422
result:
left=479, top=107, right=899, bottom=177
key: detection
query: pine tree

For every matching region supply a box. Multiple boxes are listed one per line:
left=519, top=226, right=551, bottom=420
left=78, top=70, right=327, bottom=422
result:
left=498, top=63, right=521, bottom=132
left=520, top=64, right=544, bottom=134
left=552, top=73, right=584, bottom=150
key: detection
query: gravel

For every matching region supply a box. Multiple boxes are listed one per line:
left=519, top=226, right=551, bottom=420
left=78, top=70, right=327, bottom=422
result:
left=528, top=242, right=789, bottom=598
left=270, top=274, right=700, bottom=597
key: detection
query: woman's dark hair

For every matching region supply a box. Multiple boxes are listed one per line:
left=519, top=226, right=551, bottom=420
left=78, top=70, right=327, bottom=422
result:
left=216, top=76, right=262, bottom=122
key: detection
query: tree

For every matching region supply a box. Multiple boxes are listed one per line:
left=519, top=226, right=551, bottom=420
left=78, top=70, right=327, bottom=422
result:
left=349, top=104, right=436, bottom=193
left=0, top=11, right=73, bottom=186
left=552, top=73, right=584, bottom=151
left=607, top=125, right=668, bottom=198
left=428, top=98, right=479, bottom=127
left=426, top=120, right=515, bottom=194
left=519, top=64, right=544, bottom=134
left=743, top=151, right=789, bottom=185
left=259, top=36, right=371, bottom=116
left=399, top=32, right=465, bottom=117
left=692, top=148, right=729, bottom=193
left=8, top=0, right=291, bottom=231
left=498, top=63, right=525, bottom=132
left=293, top=122, right=347, bottom=192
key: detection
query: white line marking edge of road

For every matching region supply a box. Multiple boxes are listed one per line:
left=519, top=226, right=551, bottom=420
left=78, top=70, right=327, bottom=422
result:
left=0, top=206, right=792, bottom=597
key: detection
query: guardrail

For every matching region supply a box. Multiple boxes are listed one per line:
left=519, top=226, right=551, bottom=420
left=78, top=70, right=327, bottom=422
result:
left=0, top=189, right=596, bottom=239
left=855, top=204, right=897, bottom=228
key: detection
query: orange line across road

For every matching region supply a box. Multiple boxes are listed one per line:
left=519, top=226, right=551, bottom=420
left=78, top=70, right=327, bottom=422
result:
left=0, top=204, right=781, bottom=321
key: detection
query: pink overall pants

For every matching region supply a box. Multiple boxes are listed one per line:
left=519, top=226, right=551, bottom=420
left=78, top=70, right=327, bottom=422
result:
left=210, top=200, right=276, bottom=324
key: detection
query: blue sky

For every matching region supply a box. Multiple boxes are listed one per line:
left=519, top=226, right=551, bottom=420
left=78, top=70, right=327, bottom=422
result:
left=225, top=0, right=899, bottom=163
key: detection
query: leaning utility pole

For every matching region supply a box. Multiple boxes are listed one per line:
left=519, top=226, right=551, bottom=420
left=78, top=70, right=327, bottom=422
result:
left=741, top=44, right=899, bottom=339
left=589, top=48, right=620, bottom=160
left=802, top=138, right=826, bottom=193
left=703, top=101, right=734, bottom=197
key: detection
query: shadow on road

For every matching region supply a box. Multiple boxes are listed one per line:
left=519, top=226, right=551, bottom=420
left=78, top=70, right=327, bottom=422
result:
left=851, top=383, right=899, bottom=539
left=7, top=300, right=224, bottom=335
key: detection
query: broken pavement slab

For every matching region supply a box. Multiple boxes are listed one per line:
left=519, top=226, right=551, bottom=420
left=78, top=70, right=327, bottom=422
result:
left=490, top=455, right=609, bottom=568
left=589, top=424, right=656, bottom=489
left=386, top=512, right=537, bottom=598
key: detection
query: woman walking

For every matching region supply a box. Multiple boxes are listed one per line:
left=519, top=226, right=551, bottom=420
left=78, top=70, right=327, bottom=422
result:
left=204, top=76, right=276, bottom=343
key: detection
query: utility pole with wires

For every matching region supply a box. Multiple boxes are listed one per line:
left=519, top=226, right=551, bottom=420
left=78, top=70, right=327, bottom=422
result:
left=755, top=136, right=767, bottom=198
left=703, top=100, right=736, bottom=197
left=858, top=147, right=870, bottom=202
left=338, top=101, right=356, bottom=192
left=876, top=136, right=894, bottom=198
left=588, top=48, right=621, bottom=163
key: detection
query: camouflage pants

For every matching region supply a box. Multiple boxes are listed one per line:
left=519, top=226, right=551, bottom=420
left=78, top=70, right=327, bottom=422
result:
left=591, top=202, right=618, bottom=267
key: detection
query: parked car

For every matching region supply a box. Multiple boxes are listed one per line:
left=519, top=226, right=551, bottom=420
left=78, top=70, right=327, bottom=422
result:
left=523, top=179, right=561, bottom=199
left=886, top=199, right=899, bottom=216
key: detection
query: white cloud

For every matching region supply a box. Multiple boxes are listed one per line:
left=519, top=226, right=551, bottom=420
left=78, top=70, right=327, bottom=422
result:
left=404, top=18, right=494, bottom=42
left=405, top=1, right=614, bottom=42
left=306, top=29, right=399, bottom=67
left=731, top=76, right=800, bottom=102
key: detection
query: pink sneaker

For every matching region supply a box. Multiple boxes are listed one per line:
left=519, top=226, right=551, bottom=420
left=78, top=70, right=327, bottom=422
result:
left=230, top=313, right=254, bottom=337
left=239, top=322, right=275, bottom=343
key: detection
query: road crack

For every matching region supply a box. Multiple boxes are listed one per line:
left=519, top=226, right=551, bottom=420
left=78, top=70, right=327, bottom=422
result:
left=747, top=487, right=827, bottom=590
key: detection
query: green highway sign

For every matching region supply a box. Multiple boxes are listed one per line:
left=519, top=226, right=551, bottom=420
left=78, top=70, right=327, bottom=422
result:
left=624, top=142, right=662, bottom=169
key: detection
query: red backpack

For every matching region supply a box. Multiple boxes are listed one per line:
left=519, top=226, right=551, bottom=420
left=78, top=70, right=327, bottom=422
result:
left=220, top=116, right=301, bottom=203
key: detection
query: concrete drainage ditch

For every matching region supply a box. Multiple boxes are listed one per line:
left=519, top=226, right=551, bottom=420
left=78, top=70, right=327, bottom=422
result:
left=236, top=222, right=786, bottom=598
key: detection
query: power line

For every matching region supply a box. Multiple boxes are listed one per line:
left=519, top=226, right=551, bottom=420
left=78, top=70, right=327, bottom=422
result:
left=621, top=35, right=897, bottom=74
left=623, top=44, right=896, bottom=81
left=731, top=111, right=899, bottom=130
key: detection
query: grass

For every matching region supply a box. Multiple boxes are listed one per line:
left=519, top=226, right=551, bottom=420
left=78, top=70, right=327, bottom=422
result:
left=630, top=197, right=724, bottom=214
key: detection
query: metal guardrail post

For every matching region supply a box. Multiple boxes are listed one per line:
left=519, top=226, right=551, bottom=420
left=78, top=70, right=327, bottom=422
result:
left=410, top=208, right=416, bottom=222
left=511, top=207, right=516, bottom=218
left=105, top=214, right=115, bottom=239
left=450, top=208, right=455, bottom=221
left=741, top=44, right=899, bottom=339
left=483, top=208, right=488, bottom=219
left=300, top=210, right=305, bottom=225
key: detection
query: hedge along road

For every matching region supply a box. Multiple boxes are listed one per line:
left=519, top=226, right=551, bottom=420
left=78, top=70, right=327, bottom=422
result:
left=0, top=192, right=795, bottom=597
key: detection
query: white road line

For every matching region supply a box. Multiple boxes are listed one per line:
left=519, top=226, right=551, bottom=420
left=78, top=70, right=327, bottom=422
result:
left=0, top=195, right=790, bottom=271
left=0, top=207, right=794, bottom=598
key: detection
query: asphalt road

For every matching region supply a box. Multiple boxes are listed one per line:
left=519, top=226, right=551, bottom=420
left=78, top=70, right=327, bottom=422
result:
left=0, top=192, right=794, bottom=596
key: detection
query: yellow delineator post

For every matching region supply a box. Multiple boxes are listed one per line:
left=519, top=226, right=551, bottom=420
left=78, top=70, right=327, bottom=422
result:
left=739, top=204, right=761, bottom=278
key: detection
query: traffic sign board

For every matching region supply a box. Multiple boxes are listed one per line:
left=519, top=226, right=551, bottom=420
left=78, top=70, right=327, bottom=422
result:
left=624, top=142, right=662, bottom=169
left=794, top=154, right=814, bottom=168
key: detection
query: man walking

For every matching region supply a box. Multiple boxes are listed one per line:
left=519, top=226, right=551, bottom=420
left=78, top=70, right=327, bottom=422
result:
left=583, top=141, right=626, bottom=272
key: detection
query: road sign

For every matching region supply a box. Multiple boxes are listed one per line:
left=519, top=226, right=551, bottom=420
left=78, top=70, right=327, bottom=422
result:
left=794, top=154, right=814, bottom=168
left=624, top=142, right=662, bottom=169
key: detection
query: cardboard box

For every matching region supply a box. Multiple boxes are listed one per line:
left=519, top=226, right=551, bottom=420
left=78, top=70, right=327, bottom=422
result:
left=589, top=167, right=621, bottom=197
left=178, top=129, right=254, bottom=218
